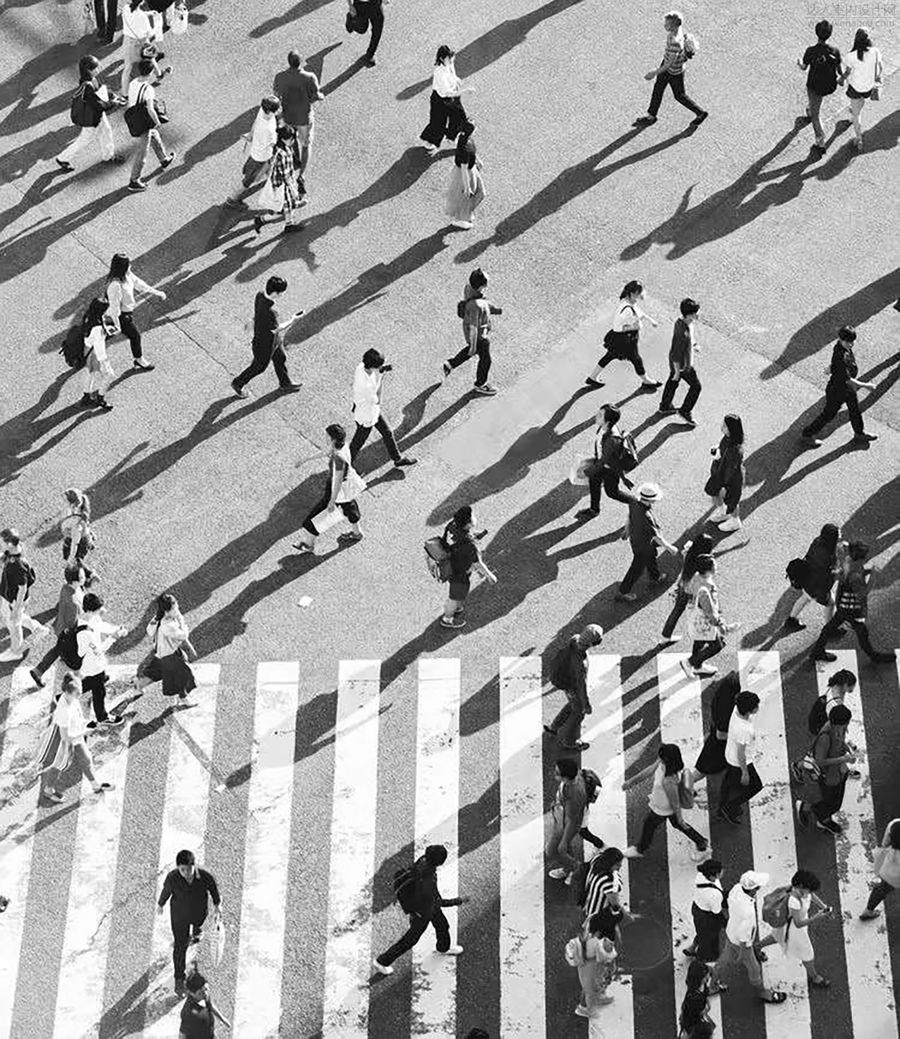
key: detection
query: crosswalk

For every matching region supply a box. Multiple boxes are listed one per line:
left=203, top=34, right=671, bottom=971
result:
left=0, top=651, right=897, bottom=1039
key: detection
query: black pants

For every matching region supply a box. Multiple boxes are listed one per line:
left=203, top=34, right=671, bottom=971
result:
left=119, top=312, right=142, bottom=360
left=662, top=585, right=689, bottom=638
left=32, top=636, right=62, bottom=678
left=866, top=879, right=894, bottom=913
left=378, top=907, right=450, bottom=966
left=620, top=547, right=660, bottom=592
left=233, top=342, right=291, bottom=389
left=636, top=808, right=706, bottom=853
left=648, top=72, right=704, bottom=117
left=420, top=91, right=468, bottom=147
left=719, top=763, right=763, bottom=815
left=82, top=671, right=110, bottom=722
left=349, top=414, right=401, bottom=464
left=93, top=0, right=118, bottom=37
left=810, top=609, right=882, bottom=660
left=598, top=344, right=645, bottom=377
left=355, top=0, right=384, bottom=58
left=448, top=336, right=491, bottom=387
left=587, top=464, right=633, bottom=511
left=171, top=910, right=207, bottom=980
left=688, top=636, right=724, bottom=669
left=802, top=386, right=864, bottom=437
left=660, top=365, right=701, bottom=414
left=811, top=775, right=847, bottom=822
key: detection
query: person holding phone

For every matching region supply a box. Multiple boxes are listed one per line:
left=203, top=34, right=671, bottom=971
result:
left=231, top=275, right=302, bottom=398
left=348, top=348, right=416, bottom=470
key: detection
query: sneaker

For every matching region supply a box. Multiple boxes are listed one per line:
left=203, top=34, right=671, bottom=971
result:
left=716, top=515, right=742, bottom=533
left=282, top=223, right=305, bottom=234
left=575, top=508, right=600, bottom=521
left=657, top=406, right=678, bottom=415
left=0, top=649, right=24, bottom=662
left=638, top=380, right=662, bottom=392
left=132, top=358, right=155, bottom=370
left=128, top=179, right=147, bottom=192
left=440, top=616, right=465, bottom=629
left=810, top=650, right=838, bottom=664
left=394, top=457, right=417, bottom=468
left=474, top=383, right=498, bottom=396
left=224, top=198, right=249, bottom=210
left=574, top=1005, right=590, bottom=1018
left=441, top=361, right=451, bottom=379
left=678, top=411, right=697, bottom=427
left=423, top=143, right=438, bottom=156
left=635, top=114, right=658, bottom=126
left=364, top=56, right=377, bottom=67
left=584, top=377, right=604, bottom=388
left=623, top=846, right=643, bottom=859
left=86, top=720, right=98, bottom=730
left=782, top=616, right=806, bottom=632
left=55, top=158, right=74, bottom=171
left=94, top=396, right=114, bottom=411
left=615, top=590, right=637, bottom=602
left=659, top=634, right=680, bottom=645
left=691, top=111, right=709, bottom=126
left=160, top=151, right=176, bottom=169
left=337, top=531, right=364, bottom=544
left=548, top=867, right=568, bottom=880
left=278, top=381, right=302, bottom=392
left=441, top=944, right=464, bottom=956
left=29, top=668, right=45, bottom=688
left=860, top=908, right=882, bottom=921
left=103, top=715, right=125, bottom=728
left=231, top=380, right=249, bottom=398
left=291, top=542, right=312, bottom=554
left=80, top=393, right=96, bottom=407
left=815, top=818, right=843, bottom=835
left=93, top=781, right=115, bottom=793
left=708, top=504, right=727, bottom=522
left=853, top=432, right=878, bottom=444
left=694, top=665, right=718, bottom=677
left=373, top=958, right=393, bottom=975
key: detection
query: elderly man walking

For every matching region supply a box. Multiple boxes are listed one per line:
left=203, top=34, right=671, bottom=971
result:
left=544, top=625, right=605, bottom=752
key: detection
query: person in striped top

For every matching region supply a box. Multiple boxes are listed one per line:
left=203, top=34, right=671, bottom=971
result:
left=637, top=11, right=707, bottom=127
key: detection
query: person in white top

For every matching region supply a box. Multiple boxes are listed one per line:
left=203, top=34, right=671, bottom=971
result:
left=79, top=298, right=117, bottom=411
left=126, top=59, right=176, bottom=191
left=586, top=279, right=662, bottom=391
left=293, top=424, right=364, bottom=552
left=225, top=95, right=282, bottom=209
left=624, top=743, right=708, bottom=858
left=840, top=27, right=884, bottom=150
left=772, top=869, right=832, bottom=988
left=348, top=348, right=416, bottom=470
left=121, top=0, right=155, bottom=93
left=683, top=858, right=726, bottom=962
left=77, top=591, right=128, bottom=728
left=420, top=45, right=476, bottom=155
left=105, top=251, right=166, bottom=369
left=135, top=592, right=197, bottom=699
left=718, top=689, right=761, bottom=824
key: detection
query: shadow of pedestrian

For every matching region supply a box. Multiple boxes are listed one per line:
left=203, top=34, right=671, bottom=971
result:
left=156, top=104, right=258, bottom=187
left=0, top=41, right=81, bottom=139
left=249, top=0, right=338, bottom=38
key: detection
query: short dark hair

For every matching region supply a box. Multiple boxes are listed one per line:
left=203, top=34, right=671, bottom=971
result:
left=326, top=423, right=347, bottom=447
left=846, top=540, right=869, bottom=562
left=452, top=505, right=473, bottom=529
left=556, top=758, right=578, bottom=780
left=82, top=592, right=103, bottom=612
left=261, top=94, right=281, bottom=114
left=791, top=868, right=821, bottom=892
left=469, top=267, right=488, bottom=290
left=829, top=704, right=852, bottom=726
left=362, top=348, right=384, bottom=369
left=828, top=669, right=856, bottom=689
left=838, top=325, right=857, bottom=342
left=186, top=972, right=207, bottom=992
left=265, top=275, right=288, bottom=295
left=64, top=564, right=84, bottom=584
left=287, top=50, right=301, bottom=67
left=815, top=19, right=833, bottom=40
left=602, top=403, right=621, bottom=425
left=698, top=858, right=723, bottom=879
left=176, top=849, right=196, bottom=866
left=680, top=297, right=700, bottom=316
left=1, top=528, right=20, bottom=545
left=735, top=690, right=760, bottom=715
left=61, top=673, right=80, bottom=695
left=137, top=58, right=155, bottom=77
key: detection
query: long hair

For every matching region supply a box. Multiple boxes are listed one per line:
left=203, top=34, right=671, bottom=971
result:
left=723, top=413, right=744, bottom=445
left=78, top=54, right=100, bottom=83
left=434, top=44, right=455, bottom=65
left=658, top=742, right=684, bottom=775
left=154, top=593, right=177, bottom=624
left=107, top=253, right=130, bottom=282
left=620, top=280, right=643, bottom=300
left=588, top=846, right=623, bottom=877
left=852, top=27, right=872, bottom=60
left=64, top=488, right=91, bottom=522
left=81, top=296, right=110, bottom=335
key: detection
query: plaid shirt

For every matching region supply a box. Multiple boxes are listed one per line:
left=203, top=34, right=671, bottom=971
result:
left=663, top=31, right=686, bottom=75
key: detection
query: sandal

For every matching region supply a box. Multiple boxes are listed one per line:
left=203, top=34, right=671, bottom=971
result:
left=761, top=990, right=786, bottom=1004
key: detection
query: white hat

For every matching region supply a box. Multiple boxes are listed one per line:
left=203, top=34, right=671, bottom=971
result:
left=739, top=870, right=770, bottom=891
left=636, top=482, right=662, bottom=502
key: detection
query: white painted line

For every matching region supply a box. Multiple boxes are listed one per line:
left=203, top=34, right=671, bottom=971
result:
left=498, top=656, right=546, bottom=1037
left=144, top=663, right=220, bottom=1038
left=232, top=662, right=299, bottom=1037
left=412, top=657, right=461, bottom=1037
left=0, top=665, right=56, bottom=1038
left=52, top=663, right=136, bottom=1038
left=738, top=651, right=812, bottom=1037
left=322, top=659, right=381, bottom=1038
left=581, top=654, right=633, bottom=1038
left=815, top=651, right=899, bottom=1039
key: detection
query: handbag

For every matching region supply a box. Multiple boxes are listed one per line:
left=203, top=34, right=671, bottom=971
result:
left=686, top=589, right=719, bottom=641
left=124, top=84, right=155, bottom=137
left=345, top=8, right=369, bottom=33
left=569, top=456, right=592, bottom=486
left=335, top=466, right=366, bottom=503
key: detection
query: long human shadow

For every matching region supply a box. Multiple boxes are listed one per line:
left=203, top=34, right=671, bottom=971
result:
left=761, top=266, right=900, bottom=380
left=0, top=124, right=79, bottom=182
left=304, top=41, right=343, bottom=84
left=321, top=56, right=367, bottom=96
left=0, top=166, right=75, bottom=237
left=395, top=0, right=589, bottom=101
left=425, top=385, right=596, bottom=526
left=455, top=124, right=692, bottom=264
left=352, top=382, right=442, bottom=476
left=0, top=40, right=80, bottom=138
left=155, top=104, right=257, bottom=187
left=249, top=0, right=337, bottom=38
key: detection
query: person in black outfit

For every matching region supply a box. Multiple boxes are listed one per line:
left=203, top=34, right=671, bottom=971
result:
left=157, top=849, right=222, bottom=996
left=658, top=297, right=702, bottom=425
left=94, top=0, right=119, bottom=42
left=231, top=276, right=302, bottom=397
left=544, top=623, right=605, bottom=752
left=801, top=326, right=878, bottom=446
left=373, top=844, right=469, bottom=974
left=797, top=20, right=842, bottom=151
left=678, top=959, right=714, bottom=1037
left=347, top=0, right=384, bottom=67
left=575, top=404, right=636, bottom=521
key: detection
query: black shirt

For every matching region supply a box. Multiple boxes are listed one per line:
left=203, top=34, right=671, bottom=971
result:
left=252, top=293, right=280, bottom=352
left=803, top=42, right=842, bottom=95
left=449, top=537, right=479, bottom=578
left=159, top=867, right=220, bottom=920
left=827, top=340, right=858, bottom=389
left=0, top=555, right=35, bottom=604
left=180, top=996, right=215, bottom=1039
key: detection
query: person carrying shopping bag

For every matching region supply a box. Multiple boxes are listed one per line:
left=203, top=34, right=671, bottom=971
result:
left=135, top=593, right=197, bottom=700
left=293, top=424, right=365, bottom=553
left=253, top=127, right=305, bottom=235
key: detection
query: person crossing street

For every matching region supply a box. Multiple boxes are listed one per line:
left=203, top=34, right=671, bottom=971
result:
left=348, top=349, right=416, bottom=470
left=231, top=276, right=303, bottom=398
left=157, top=849, right=223, bottom=996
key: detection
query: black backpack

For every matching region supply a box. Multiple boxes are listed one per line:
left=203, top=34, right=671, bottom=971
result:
left=60, top=324, right=87, bottom=369
left=709, top=671, right=741, bottom=733
left=70, top=83, right=101, bottom=128
left=392, top=865, right=420, bottom=914
left=582, top=768, right=602, bottom=804
left=615, top=432, right=639, bottom=473
left=808, top=47, right=840, bottom=97
left=58, top=623, right=88, bottom=670
left=549, top=643, right=574, bottom=689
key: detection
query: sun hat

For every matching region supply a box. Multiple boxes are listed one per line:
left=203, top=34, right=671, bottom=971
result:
left=636, top=482, right=662, bottom=502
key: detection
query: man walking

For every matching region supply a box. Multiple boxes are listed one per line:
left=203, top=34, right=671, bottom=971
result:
left=225, top=96, right=281, bottom=209
left=231, top=276, right=302, bottom=398
left=77, top=592, right=127, bottom=728
left=348, top=349, right=416, bottom=469
left=273, top=51, right=324, bottom=177
left=180, top=973, right=231, bottom=1037
left=157, top=849, right=223, bottom=996
left=0, top=529, right=48, bottom=662
left=374, top=844, right=467, bottom=975
left=615, top=482, right=678, bottom=602
left=28, top=564, right=86, bottom=688
left=575, top=404, right=636, bottom=521
left=798, top=20, right=842, bottom=152
left=442, top=268, right=502, bottom=396
left=658, top=297, right=701, bottom=425
left=796, top=704, right=855, bottom=835
left=348, top=0, right=385, bottom=67
left=718, top=690, right=762, bottom=825
left=636, top=10, right=707, bottom=127
left=544, top=624, right=605, bottom=752
left=546, top=758, right=588, bottom=883
left=801, top=326, right=878, bottom=446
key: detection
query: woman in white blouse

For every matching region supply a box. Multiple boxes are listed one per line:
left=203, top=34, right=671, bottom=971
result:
left=841, top=27, right=884, bottom=150
left=586, top=280, right=662, bottom=391
left=106, top=252, right=166, bottom=371
left=135, top=593, right=197, bottom=699
left=79, top=297, right=116, bottom=411
left=420, top=45, right=476, bottom=156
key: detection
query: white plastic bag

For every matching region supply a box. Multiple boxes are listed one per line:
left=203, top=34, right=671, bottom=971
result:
left=172, top=3, right=188, bottom=35
left=569, top=456, right=591, bottom=486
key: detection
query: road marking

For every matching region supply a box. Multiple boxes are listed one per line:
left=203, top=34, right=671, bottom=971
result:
left=411, top=657, right=461, bottom=1037
left=321, top=659, right=381, bottom=1037
left=498, top=655, right=546, bottom=1036
left=52, top=663, right=135, bottom=1039
left=232, top=662, right=298, bottom=1038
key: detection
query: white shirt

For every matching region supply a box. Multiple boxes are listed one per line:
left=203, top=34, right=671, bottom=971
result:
left=127, top=77, right=156, bottom=108
left=149, top=613, right=190, bottom=656
left=432, top=62, right=460, bottom=98
left=107, top=269, right=151, bottom=318
left=845, top=47, right=882, bottom=91
left=647, top=762, right=677, bottom=816
left=692, top=873, right=724, bottom=914
left=249, top=108, right=278, bottom=162
left=725, top=712, right=756, bottom=767
left=84, top=325, right=109, bottom=365
left=612, top=300, right=645, bottom=332
left=122, top=4, right=152, bottom=40
left=53, top=695, right=89, bottom=741
left=352, top=363, right=383, bottom=426
left=725, top=886, right=760, bottom=946
left=77, top=614, right=120, bottom=677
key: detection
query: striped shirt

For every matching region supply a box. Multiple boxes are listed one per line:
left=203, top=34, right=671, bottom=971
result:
left=663, top=31, right=686, bottom=75
left=582, top=867, right=622, bottom=920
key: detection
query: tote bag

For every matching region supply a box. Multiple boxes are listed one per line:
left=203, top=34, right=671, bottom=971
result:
left=686, top=588, right=719, bottom=640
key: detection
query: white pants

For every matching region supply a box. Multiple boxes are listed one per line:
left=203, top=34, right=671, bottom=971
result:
left=82, top=366, right=110, bottom=396
left=58, top=115, right=115, bottom=167
left=0, top=599, right=38, bottom=654
left=121, top=36, right=145, bottom=92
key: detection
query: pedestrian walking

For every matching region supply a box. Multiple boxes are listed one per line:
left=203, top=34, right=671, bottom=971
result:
left=135, top=593, right=197, bottom=700
left=709, top=871, right=785, bottom=1004
left=273, top=51, right=324, bottom=177
left=420, top=45, right=475, bottom=155
left=796, top=704, right=856, bottom=836
left=678, top=960, right=715, bottom=1038
left=348, top=348, right=416, bottom=470
left=374, top=844, right=468, bottom=975
left=636, top=10, right=707, bottom=127
left=56, top=55, right=124, bottom=173
left=717, top=689, right=762, bottom=825
left=660, top=534, right=713, bottom=644
left=657, top=297, right=702, bottom=425
left=624, top=743, right=708, bottom=859
left=60, top=488, right=97, bottom=582
left=105, top=252, right=166, bottom=368
left=546, top=758, right=588, bottom=883
left=442, top=268, right=502, bottom=396
left=801, top=326, right=878, bottom=445
left=180, top=972, right=231, bottom=1037
left=585, top=281, right=662, bottom=392
left=0, top=529, right=47, bottom=662
left=567, top=915, right=617, bottom=1018
left=231, top=275, right=303, bottom=397
left=445, top=123, right=485, bottom=230
left=78, top=296, right=117, bottom=410
left=808, top=541, right=893, bottom=663
left=579, top=847, right=630, bottom=934
left=28, top=564, right=86, bottom=689
left=252, top=126, right=305, bottom=235
left=806, top=668, right=856, bottom=737
left=682, top=858, right=726, bottom=962
left=841, top=27, right=884, bottom=151
left=94, top=0, right=119, bottom=44
left=36, top=673, right=115, bottom=803
left=224, top=96, right=281, bottom=209
left=681, top=555, right=737, bottom=678
left=615, top=482, right=678, bottom=602
left=347, top=0, right=384, bottom=67
left=705, top=414, right=744, bottom=533
left=439, top=505, right=497, bottom=628
left=157, top=849, right=223, bottom=996
left=121, top=0, right=155, bottom=93
left=692, top=670, right=740, bottom=781
left=544, top=624, right=605, bottom=752
left=292, top=424, right=365, bottom=553
left=768, top=870, right=832, bottom=987
left=783, top=523, right=843, bottom=631
left=125, top=58, right=175, bottom=191
left=574, top=403, right=637, bottom=522
left=77, top=592, right=127, bottom=728
left=797, top=20, right=842, bottom=152
left=860, top=818, right=900, bottom=920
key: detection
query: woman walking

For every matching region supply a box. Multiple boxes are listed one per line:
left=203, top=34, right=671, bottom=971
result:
left=60, top=488, right=97, bottom=583
left=135, top=593, right=197, bottom=700
left=771, top=870, right=832, bottom=988
left=580, top=847, right=631, bottom=941
left=678, top=960, right=715, bottom=1038
left=683, top=858, right=727, bottom=963
left=681, top=555, right=737, bottom=679
left=439, top=505, right=497, bottom=629
left=571, top=914, right=618, bottom=1018
left=784, top=523, right=843, bottom=631
left=105, top=252, right=166, bottom=370
left=444, top=123, right=485, bottom=230
left=624, top=743, right=708, bottom=860
left=254, top=127, right=305, bottom=235
left=841, top=28, right=884, bottom=151
left=293, top=424, right=365, bottom=554
left=860, top=818, right=900, bottom=920
left=585, top=281, right=662, bottom=392
left=79, top=296, right=116, bottom=411
left=56, top=54, right=123, bottom=172
left=420, top=45, right=475, bottom=155
left=705, top=414, right=744, bottom=533
left=661, top=533, right=713, bottom=644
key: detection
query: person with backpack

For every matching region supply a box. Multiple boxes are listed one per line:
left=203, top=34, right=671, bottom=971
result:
left=28, top=564, right=87, bottom=689
left=0, top=528, right=47, bottom=662
left=575, top=403, right=637, bottom=522
left=439, top=505, right=496, bottom=629
left=658, top=297, right=702, bottom=426
left=585, top=280, right=662, bottom=392
left=567, top=913, right=617, bottom=1018
left=348, top=348, right=416, bottom=470
left=717, top=690, right=762, bottom=825
left=442, top=268, right=503, bottom=396
left=660, top=533, right=713, bottom=644
left=705, top=414, right=745, bottom=533
left=767, top=870, right=832, bottom=988
left=681, top=555, right=737, bottom=678
left=616, top=482, right=678, bottom=602
left=840, top=27, right=884, bottom=152
left=374, top=844, right=468, bottom=974
left=56, top=54, right=124, bottom=173
left=682, top=858, right=726, bottom=962
left=125, top=57, right=176, bottom=192
left=801, top=325, right=878, bottom=447
left=544, top=624, right=605, bottom=752
left=678, top=959, right=715, bottom=1037
left=77, top=592, right=128, bottom=728
left=860, top=818, right=900, bottom=921
left=546, top=758, right=589, bottom=883
left=624, top=743, right=709, bottom=860
left=77, top=297, right=117, bottom=411
left=796, top=704, right=856, bottom=836
left=783, top=522, right=844, bottom=631
left=692, top=670, right=740, bottom=780
left=106, top=252, right=166, bottom=368
left=797, top=20, right=842, bottom=151
left=635, top=10, right=707, bottom=128
left=805, top=668, right=856, bottom=740
left=134, top=593, right=197, bottom=700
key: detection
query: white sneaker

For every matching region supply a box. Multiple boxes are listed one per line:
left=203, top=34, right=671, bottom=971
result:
left=442, top=944, right=463, bottom=956
left=623, top=846, right=643, bottom=859
left=372, top=959, right=393, bottom=975
left=694, top=665, right=718, bottom=677
left=574, top=1005, right=590, bottom=1018
left=709, top=503, right=726, bottom=521
left=0, top=649, right=24, bottom=662
left=548, top=867, right=568, bottom=880
left=660, top=633, right=680, bottom=645
left=716, top=515, right=742, bottom=533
